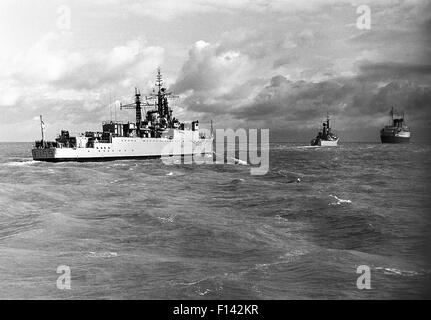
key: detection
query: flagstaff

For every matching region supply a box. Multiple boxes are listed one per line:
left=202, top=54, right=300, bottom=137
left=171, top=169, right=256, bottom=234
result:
left=40, top=115, right=45, bottom=147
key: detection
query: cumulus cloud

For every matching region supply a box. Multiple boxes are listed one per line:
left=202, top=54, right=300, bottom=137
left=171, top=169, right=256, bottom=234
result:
left=0, top=31, right=165, bottom=142
left=0, top=82, right=21, bottom=107
left=3, top=32, right=164, bottom=90
left=172, top=41, right=253, bottom=95
left=0, top=14, right=168, bottom=141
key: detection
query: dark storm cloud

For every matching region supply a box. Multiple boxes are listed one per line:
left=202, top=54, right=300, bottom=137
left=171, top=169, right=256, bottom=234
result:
left=174, top=58, right=431, bottom=130
left=424, top=17, right=431, bottom=34
left=367, top=81, right=431, bottom=117
left=181, top=94, right=231, bottom=116
left=233, top=74, right=431, bottom=126
left=230, top=77, right=352, bottom=121
left=358, top=62, right=431, bottom=81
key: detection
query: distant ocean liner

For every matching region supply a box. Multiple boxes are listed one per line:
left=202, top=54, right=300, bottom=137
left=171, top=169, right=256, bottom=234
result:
left=32, top=69, right=214, bottom=162
left=310, top=114, right=339, bottom=146
left=380, top=107, right=410, bottom=143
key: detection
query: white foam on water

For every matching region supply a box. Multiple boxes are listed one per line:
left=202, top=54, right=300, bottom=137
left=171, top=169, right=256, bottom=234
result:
left=166, top=172, right=173, bottom=176
left=254, top=249, right=308, bottom=272
left=375, top=267, right=420, bottom=277
left=274, top=214, right=288, bottom=222
left=158, top=216, right=174, bottom=223
left=5, top=160, right=38, bottom=167
left=230, top=178, right=244, bottom=183
left=231, top=157, right=248, bottom=166
left=271, top=145, right=319, bottom=151
left=329, top=194, right=352, bottom=206
left=197, top=289, right=211, bottom=296
left=296, top=145, right=321, bottom=149
left=172, top=276, right=216, bottom=287
left=86, top=251, right=118, bottom=258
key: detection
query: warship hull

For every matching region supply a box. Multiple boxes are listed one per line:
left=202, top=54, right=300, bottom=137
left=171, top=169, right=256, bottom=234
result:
left=318, top=139, right=339, bottom=147
left=310, top=138, right=339, bottom=147
left=380, top=128, right=410, bottom=144
left=32, top=135, right=213, bottom=162
left=380, top=134, right=410, bottom=143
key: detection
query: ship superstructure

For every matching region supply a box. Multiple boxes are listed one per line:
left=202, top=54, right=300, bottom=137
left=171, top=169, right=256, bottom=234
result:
left=310, top=114, right=339, bottom=146
left=32, top=69, right=213, bottom=162
left=380, top=107, right=410, bottom=143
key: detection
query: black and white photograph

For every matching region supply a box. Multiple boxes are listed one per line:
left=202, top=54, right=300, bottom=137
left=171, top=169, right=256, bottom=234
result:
left=0, top=0, right=430, bottom=304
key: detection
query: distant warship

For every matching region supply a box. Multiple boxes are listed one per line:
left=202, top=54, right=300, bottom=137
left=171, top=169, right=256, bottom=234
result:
left=310, top=114, right=339, bottom=146
left=380, top=107, right=410, bottom=143
left=32, top=69, right=214, bottom=162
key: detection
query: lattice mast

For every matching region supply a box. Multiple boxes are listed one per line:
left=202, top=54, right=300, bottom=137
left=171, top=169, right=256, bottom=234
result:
left=120, top=68, right=179, bottom=133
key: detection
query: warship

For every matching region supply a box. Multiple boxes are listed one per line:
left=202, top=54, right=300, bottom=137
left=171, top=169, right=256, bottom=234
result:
left=310, top=114, right=339, bottom=146
left=32, top=69, right=214, bottom=162
left=380, top=107, right=410, bottom=143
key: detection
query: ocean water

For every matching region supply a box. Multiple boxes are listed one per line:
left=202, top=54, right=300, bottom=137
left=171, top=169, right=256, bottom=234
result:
left=0, top=141, right=430, bottom=299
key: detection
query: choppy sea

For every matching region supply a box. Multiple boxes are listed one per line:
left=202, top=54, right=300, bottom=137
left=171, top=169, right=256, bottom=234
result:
left=0, top=142, right=430, bottom=299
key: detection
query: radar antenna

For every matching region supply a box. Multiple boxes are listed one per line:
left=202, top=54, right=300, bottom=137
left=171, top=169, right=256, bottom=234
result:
left=119, top=68, right=180, bottom=133
left=145, top=68, right=179, bottom=122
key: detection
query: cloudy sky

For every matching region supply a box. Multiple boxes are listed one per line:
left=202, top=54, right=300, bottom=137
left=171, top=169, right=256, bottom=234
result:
left=0, top=0, right=430, bottom=142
